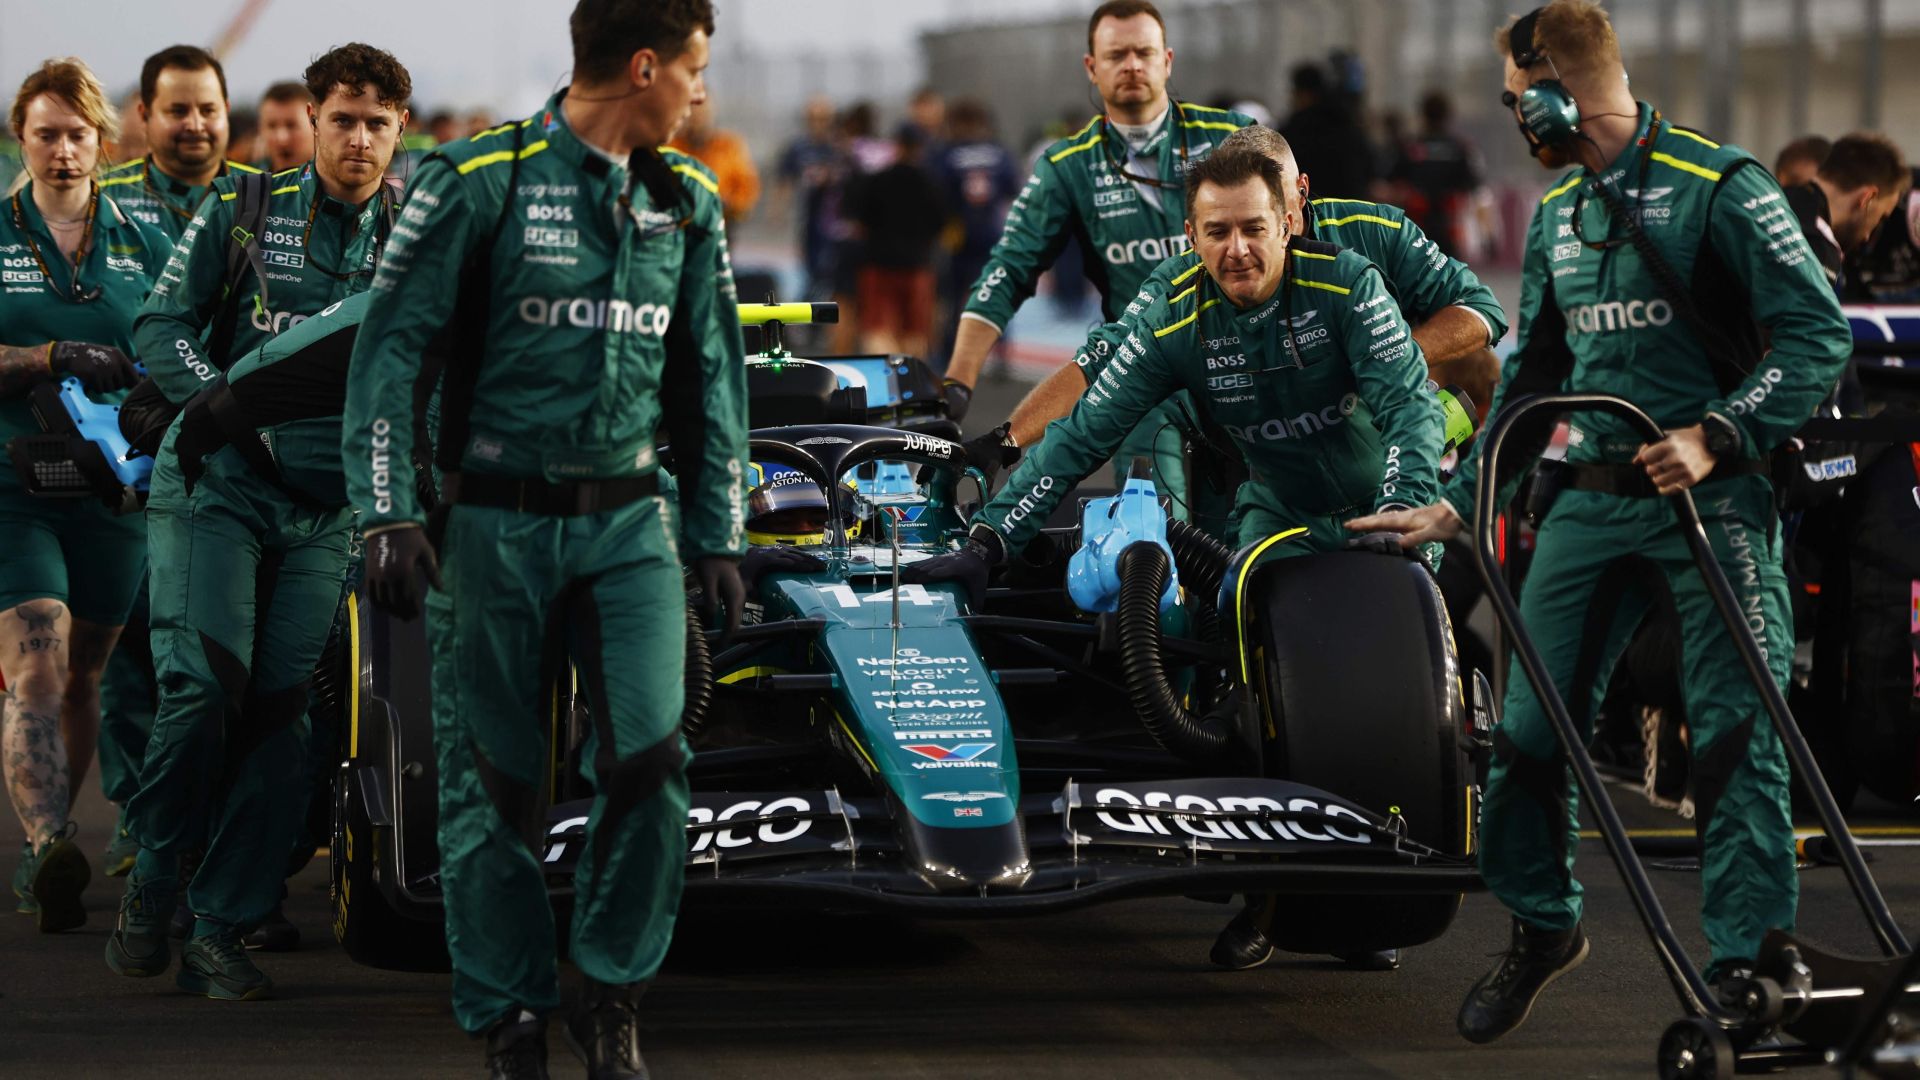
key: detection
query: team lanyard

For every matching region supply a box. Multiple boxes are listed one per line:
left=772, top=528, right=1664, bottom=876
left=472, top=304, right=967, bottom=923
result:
left=10, top=184, right=102, bottom=303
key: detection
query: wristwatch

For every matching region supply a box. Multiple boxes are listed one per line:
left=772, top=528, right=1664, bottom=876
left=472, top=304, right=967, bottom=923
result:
left=1700, top=413, right=1742, bottom=459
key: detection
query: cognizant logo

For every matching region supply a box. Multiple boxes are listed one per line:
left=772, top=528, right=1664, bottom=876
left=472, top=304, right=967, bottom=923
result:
left=1104, top=235, right=1187, bottom=266
left=518, top=296, right=672, bottom=335
left=1566, top=298, right=1674, bottom=334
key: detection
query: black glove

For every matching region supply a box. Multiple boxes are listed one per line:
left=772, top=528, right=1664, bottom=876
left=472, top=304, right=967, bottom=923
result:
left=739, top=545, right=826, bottom=592
left=900, top=528, right=1003, bottom=610
left=50, top=341, right=139, bottom=392
left=960, top=422, right=1021, bottom=491
left=692, top=556, right=747, bottom=637
left=365, top=525, right=443, bottom=621
left=942, top=378, right=973, bottom=423
left=1343, top=530, right=1408, bottom=558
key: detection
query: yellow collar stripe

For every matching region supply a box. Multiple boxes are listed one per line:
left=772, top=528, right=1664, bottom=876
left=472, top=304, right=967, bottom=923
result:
left=1048, top=134, right=1104, bottom=163
left=1317, top=213, right=1401, bottom=229
left=1666, top=127, right=1721, bottom=150
left=1153, top=297, right=1222, bottom=338
left=672, top=163, right=720, bottom=195
left=1650, top=152, right=1722, bottom=182
left=1541, top=175, right=1583, bottom=205
left=1293, top=278, right=1352, bottom=295
left=1292, top=249, right=1337, bottom=261
left=1169, top=259, right=1206, bottom=286
left=455, top=139, right=550, bottom=175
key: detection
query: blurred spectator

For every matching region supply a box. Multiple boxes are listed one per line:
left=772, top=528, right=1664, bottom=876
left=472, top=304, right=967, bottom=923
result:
left=1281, top=62, right=1375, bottom=200
left=1774, top=134, right=1832, bottom=189
left=934, top=99, right=1019, bottom=370
left=1387, top=91, right=1485, bottom=259
left=776, top=96, right=845, bottom=299
left=426, top=110, right=460, bottom=146
left=845, top=125, right=948, bottom=358
left=907, top=87, right=947, bottom=150
left=824, top=102, right=892, bottom=350
left=669, top=97, right=761, bottom=226
left=227, top=107, right=259, bottom=170
left=462, top=109, right=496, bottom=137
left=1844, top=163, right=1920, bottom=302
left=1784, top=132, right=1906, bottom=290
left=258, top=80, right=314, bottom=172
left=112, top=92, right=146, bottom=161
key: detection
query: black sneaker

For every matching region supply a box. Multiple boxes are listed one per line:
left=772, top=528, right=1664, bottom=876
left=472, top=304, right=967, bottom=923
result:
left=1457, top=918, right=1589, bottom=1043
left=1208, top=903, right=1275, bottom=971
left=106, top=875, right=175, bottom=977
left=243, top=901, right=300, bottom=952
left=177, top=925, right=273, bottom=1001
left=25, top=825, right=91, bottom=933
left=486, top=1009, right=550, bottom=1080
left=563, top=979, right=649, bottom=1080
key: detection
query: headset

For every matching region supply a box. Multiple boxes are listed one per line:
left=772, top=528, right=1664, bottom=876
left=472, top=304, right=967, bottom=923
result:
left=1500, top=7, right=1583, bottom=156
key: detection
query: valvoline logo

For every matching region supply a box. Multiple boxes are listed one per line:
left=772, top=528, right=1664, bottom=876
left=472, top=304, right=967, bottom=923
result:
left=904, top=743, right=993, bottom=761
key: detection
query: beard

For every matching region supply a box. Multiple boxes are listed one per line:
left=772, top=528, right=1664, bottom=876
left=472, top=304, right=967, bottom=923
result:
left=1532, top=142, right=1574, bottom=170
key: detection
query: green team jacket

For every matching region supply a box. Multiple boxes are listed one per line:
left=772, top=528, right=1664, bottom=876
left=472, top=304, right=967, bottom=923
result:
left=159, top=292, right=368, bottom=508
left=0, top=185, right=171, bottom=484
left=961, top=102, right=1254, bottom=329
left=342, top=92, right=749, bottom=559
left=1444, top=104, right=1852, bottom=522
left=98, top=157, right=261, bottom=243
left=1077, top=197, right=1507, bottom=385
left=974, top=239, right=1443, bottom=553
left=133, top=164, right=391, bottom=405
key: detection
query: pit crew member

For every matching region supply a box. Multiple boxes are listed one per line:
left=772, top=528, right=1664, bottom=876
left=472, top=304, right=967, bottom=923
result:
left=1344, top=1, right=1853, bottom=1043
left=341, top=1, right=748, bottom=1075
left=0, top=57, right=168, bottom=934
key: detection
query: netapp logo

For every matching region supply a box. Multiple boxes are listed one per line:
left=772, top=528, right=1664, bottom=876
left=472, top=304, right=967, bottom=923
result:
left=1566, top=299, right=1674, bottom=334
left=518, top=296, right=672, bottom=335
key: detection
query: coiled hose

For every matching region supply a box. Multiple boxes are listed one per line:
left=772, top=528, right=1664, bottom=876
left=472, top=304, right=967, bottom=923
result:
left=1117, top=541, right=1239, bottom=763
left=680, top=602, right=714, bottom=737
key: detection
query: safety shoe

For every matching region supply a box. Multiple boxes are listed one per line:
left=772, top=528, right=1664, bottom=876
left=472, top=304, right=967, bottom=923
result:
left=243, top=900, right=300, bottom=952
left=563, top=978, right=650, bottom=1079
left=102, top=818, right=139, bottom=878
left=1335, top=948, right=1402, bottom=971
left=177, top=924, right=272, bottom=1001
left=1208, top=903, right=1275, bottom=970
left=106, top=876, right=176, bottom=977
left=26, top=825, right=91, bottom=933
left=486, top=1009, right=551, bottom=1080
left=1457, top=918, right=1589, bottom=1044
left=12, top=841, right=37, bottom=915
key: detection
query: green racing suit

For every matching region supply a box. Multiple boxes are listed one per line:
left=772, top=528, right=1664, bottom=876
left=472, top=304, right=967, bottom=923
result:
left=98, top=157, right=261, bottom=244
left=124, top=294, right=364, bottom=932
left=973, top=238, right=1443, bottom=562
left=342, top=93, right=749, bottom=1033
left=1447, top=105, right=1851, bottom=971
left=961, top=102, right=1254, bottom=496
left=1071, top=198, right=1507, bottom=536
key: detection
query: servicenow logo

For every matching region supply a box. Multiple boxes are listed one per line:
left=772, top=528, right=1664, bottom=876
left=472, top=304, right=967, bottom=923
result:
left=518, top=296, right=672, bottom=335
left=1566, top=298, right=1674, bottom=334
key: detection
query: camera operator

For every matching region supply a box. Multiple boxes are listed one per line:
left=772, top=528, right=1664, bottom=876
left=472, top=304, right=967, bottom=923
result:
left=1345, top=0, right=1853, bottom=1043
left=0, top=58, right=169, bottom=933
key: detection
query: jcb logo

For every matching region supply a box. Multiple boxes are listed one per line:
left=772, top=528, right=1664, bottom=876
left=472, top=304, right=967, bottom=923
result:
left=1207, top=373, right=1252, bottom=392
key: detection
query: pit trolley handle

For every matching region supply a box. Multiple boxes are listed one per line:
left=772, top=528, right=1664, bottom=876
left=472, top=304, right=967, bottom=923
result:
left=1468, top=393, right=1910, bottom=1019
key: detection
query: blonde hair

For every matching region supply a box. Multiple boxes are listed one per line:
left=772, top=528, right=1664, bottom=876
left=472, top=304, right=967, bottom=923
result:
left=10, top=57, right=119, bottom=166
left=1495, top=2, right=1622, bottom=87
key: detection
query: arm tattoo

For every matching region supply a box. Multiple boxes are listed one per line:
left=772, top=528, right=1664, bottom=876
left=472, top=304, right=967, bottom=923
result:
left=0, top=344, right=54, bottom=398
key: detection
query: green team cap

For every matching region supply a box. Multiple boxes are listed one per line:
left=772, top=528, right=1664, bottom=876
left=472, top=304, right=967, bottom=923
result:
left=1435, top=383, right=1477, bottom=454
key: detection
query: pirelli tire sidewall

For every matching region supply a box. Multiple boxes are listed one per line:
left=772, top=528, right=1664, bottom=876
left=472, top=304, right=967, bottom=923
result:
left=1245, top=551, right=1471, bottom=954
left=331, top=592, right=452, bottom=972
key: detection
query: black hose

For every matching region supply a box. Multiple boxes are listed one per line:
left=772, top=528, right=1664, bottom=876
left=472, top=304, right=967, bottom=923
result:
left=1117, top=541, right=1238, bottom=763
left=680, top=602, right=714, bottom=737
left=1166, top=519, right=1233, bottom=613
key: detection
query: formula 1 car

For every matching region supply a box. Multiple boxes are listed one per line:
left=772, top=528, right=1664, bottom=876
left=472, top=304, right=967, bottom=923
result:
left=331, top=303, right=1484, bottom=971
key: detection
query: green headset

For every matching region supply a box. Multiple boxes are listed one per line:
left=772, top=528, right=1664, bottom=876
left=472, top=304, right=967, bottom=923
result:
left=1501, top=7, right=1583, bottom=156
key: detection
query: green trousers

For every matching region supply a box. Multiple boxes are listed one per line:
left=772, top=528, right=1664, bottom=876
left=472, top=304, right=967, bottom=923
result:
left=427, top=495, right=690, bottom=1033
left=97, top=579, right=157, bottom=805
left=125, top=451, right=353, bottom=930
left=1480, top=477, right=1797, bottom=968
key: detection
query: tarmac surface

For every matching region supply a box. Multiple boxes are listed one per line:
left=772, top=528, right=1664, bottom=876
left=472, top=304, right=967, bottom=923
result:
left=8, top=372, right=1920, bottom=1079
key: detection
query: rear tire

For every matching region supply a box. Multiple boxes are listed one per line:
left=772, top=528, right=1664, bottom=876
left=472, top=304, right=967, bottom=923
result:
left=1244, top=551, right=1471, bottom=955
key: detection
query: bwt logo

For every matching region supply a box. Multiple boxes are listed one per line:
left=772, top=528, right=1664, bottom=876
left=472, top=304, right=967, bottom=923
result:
left=1104, top=235, right=1187, bottom=265
left=518, top=296, right=672, bottom=335
left=1566, top=298, right=1674, bottom=334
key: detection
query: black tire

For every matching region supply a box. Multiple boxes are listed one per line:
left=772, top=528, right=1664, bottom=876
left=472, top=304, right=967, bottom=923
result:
left=329, top=594, right=451, bottom=973
left=1657, top=1017, right=1736, bottom=1080
left=1244, top=551, right=1472, bottom=955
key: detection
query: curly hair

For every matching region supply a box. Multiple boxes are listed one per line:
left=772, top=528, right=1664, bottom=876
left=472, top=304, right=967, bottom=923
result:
left=304, top=43, right=412, bottom=110
left=570, top=0, right=716, bottom=84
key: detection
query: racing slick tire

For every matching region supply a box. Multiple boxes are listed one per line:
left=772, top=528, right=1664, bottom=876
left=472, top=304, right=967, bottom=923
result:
left=330, top=594, right=452, bottom=972
left=1243, top=551, right=1472, bottom=955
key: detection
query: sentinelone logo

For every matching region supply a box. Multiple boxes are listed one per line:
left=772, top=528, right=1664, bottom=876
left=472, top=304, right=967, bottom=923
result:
left=518, top=296, right=672, bottom=335
left=1566, top=298, right=1674, bottom=334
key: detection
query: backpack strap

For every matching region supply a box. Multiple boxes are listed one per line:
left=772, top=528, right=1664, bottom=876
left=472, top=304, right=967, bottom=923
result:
left=205, top=170, right=274, bottom=369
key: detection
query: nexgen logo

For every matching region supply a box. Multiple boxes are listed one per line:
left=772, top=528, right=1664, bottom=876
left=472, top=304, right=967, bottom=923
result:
left=1103, top=234, right=1187, bottom=266
left=518, top=296, right=672, bottom=335
left=1566, top=298, right=1674, bottom=334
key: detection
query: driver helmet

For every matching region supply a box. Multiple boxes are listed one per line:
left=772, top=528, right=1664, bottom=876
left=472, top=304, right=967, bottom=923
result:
left=745, top=462, right=859, bottom=546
